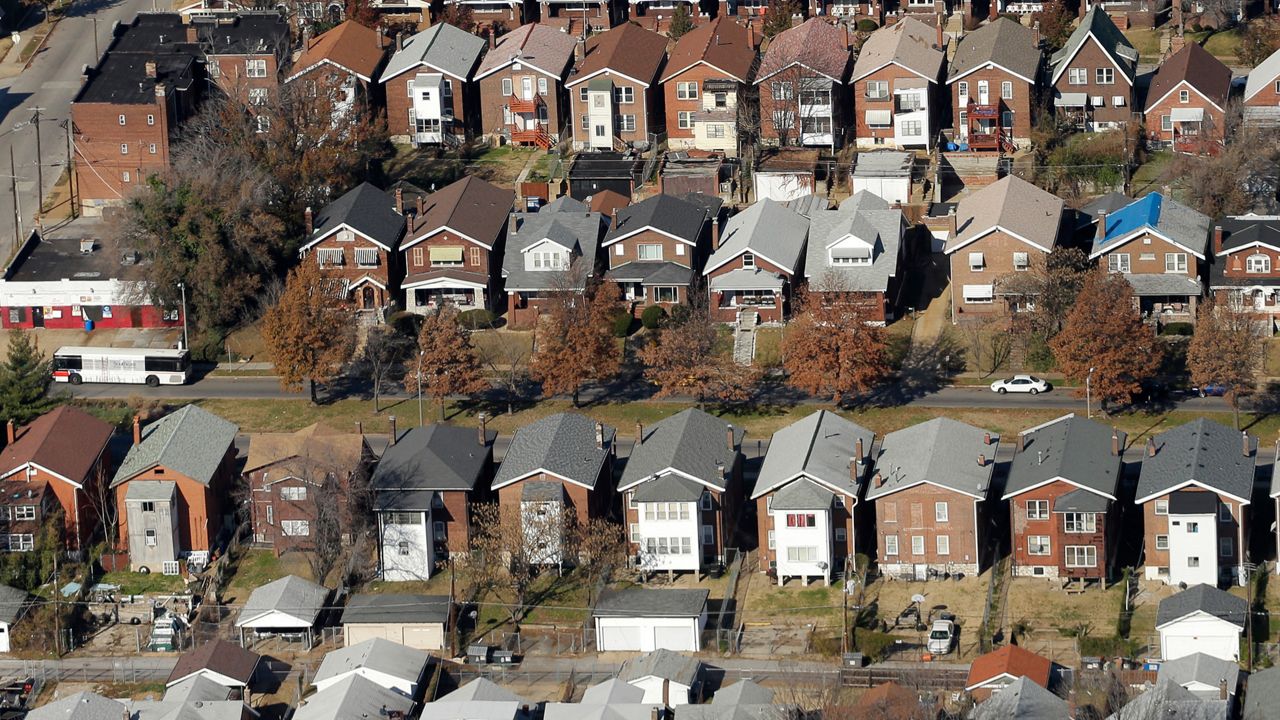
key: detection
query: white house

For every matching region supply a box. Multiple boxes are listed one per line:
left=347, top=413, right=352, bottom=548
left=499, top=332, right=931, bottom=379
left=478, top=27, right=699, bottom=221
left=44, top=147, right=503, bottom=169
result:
left=594, top=588, right=709, bottom=653
left=1156, top=584, right=1247, bottom=662
left=235, top=575, right=330, bottom=650
left=0, top=585, right=27, bottom=653
left=294, top=676, right=413, bottom=720
left=617, top=649, right=702, bottom=706
left=429, top=678, right=529, bottom=720
left=1155, top=653, right=1241, bottom=703
left=313, top=638, right=429, bottom=697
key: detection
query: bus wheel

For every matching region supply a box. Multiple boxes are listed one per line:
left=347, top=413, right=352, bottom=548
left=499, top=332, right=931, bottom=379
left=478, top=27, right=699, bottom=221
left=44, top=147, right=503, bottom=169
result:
left=145, top=375, right=160, bottom=388
left=69, top=374, right=82, bottom=386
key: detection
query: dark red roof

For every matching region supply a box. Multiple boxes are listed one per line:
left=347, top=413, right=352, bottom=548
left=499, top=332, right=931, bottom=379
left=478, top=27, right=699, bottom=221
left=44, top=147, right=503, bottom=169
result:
left=167, top=639, right=262, bottom=686
left=1145, top=42, right=1231, bottom=111
left=570, top=22, right=668, bottom=87
left=0, top=406, right=112, bottom=486
left=662, top=17, right=757, bottom=83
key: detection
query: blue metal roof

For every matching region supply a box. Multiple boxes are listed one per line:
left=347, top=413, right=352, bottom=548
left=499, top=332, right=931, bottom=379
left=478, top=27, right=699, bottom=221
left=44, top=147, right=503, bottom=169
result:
left=1102, top=193, right=1163, bottom=245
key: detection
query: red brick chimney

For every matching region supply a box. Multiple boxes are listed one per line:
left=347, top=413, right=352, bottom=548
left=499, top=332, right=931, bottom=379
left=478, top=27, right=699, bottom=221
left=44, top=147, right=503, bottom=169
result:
left=416, top=195, right=425, bottom=215
left=855, top=437, right=864, bottom=460
left=389, top=415, right=398, bottom=445
left=595, top=422, right=605, bottom=449
left=132, top=415, right=142, bottom=446
left=612, top=207, right=619, bottom=229
left=1017, top=433, right=1025, bottom=452
left=1111, top=429, right=1119, bottom=456
left=935, top=14, right=943, bottom=47
left=356, top=421, right=363, bottom=435
left=874, top=472, right=884, bottom=487
left=983, top=432, right=991, bottom=445
left=1147, top=437, right=1157, bottom=457
left=1095, top=211, right=1108, bottom=241
left=726, top=425, right=735, bottom=450
left=747, top=20, right=755, bottom=48
left=989, top=0, right=997, bottom=20
left=304, top=206, right=313, bottom=235
left=711, top=215, right=720, bottom=249
left=5, top=420, right=13, bottom=446
left=1213, top=225, right=1223, bottom=254
left=395, top=188, right=404, bottom=214
left=478, top=413, right=488, bottom=446
left=635, top=422, right=644, bottom=445
left=1243, top=431, right=1250, bottom=457
left=977, top=453, right=986, bottom=466
left=144, top=60, right=157, bottom=79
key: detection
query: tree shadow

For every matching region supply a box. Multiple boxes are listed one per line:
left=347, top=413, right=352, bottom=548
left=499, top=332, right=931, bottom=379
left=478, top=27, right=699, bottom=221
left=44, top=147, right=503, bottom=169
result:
left=62, top=0, right=125, bottom=18
left=852, top=333, right=968, bottom=409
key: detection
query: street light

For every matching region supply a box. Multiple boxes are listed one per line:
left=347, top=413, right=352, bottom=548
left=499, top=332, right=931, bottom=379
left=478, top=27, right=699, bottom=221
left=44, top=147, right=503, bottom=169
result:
left=416, top=349, right=425, bottom=427
left=1086, top=366, right=1097, bottom=419
left=177, top=282, right=189, bottom=351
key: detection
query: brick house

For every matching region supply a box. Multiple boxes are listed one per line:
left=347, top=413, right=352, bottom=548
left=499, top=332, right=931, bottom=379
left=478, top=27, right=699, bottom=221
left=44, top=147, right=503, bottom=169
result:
left=661, top=17, right=758, bottom=157
left=196, top=14, right=292, bottom=116
left=703, top=198, right=809, bottom=324
left=0, top=406, right=113, bottom=555
left=1143, top=43, right=1231, bottom=154
left=536, top=0, right=620, bottom=33
left=602, top=192, right=723, bottom=314
left=284, top=21, right=388, bottom=125
left=850, top=17, right=945, bottom=149
left=945, top=17, right=1040, bottom=151
left=1136, top=418, right=1254, bottom=587
left=379, top=23, right=486, bottom=146
left=1088, top=192, right=1209, bottom=326
left=619, top=409, right=744, bottom=575
left=474, top=23, right=578, bottom=149
left=1048, top=8, right=1138, bottom=130
left=244, top=424, right=373, bottom=556
left=804, top=191, right=907, bottom=323
left=1003, top=414, right=1126, bottom=584
left=944, top=175, right=1065, bottom=321
left=867, top=418, right=998, bottom=578
left=755, top=18, right=850, bottom=149
left=491, top=413, right=616, bottom=565
left=111, top=406, right=240, bottom=573
left=299, top=182, right=405, bottom=317
left=502, top=195, right=606, bottom=328
left=1242, top=47, right=1280, bottom=127
left=1209, top=215, right=1280, bottom=331
left=752, top=411, right=873, bottom=585
left=438, top=0, right=527, bottom=33
left=567, top=23, right=668, bottom=151
left=400, top=175, right=516, bottom=315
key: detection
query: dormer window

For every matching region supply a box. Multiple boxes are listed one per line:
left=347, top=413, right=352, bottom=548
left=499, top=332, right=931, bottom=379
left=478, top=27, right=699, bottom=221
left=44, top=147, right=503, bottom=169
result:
left=530, top=250, right=565, bottom=270
left=831, top=248, right=872, bottom=266
left=742, top=253, right=755, bottom=269
left=1247, top=254, right=1271, bottom=274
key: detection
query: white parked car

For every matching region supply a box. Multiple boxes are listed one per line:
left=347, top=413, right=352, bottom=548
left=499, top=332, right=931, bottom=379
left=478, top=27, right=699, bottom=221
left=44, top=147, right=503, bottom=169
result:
left=990, top=375, right=1051, bottom=394
left=927, top=619, right=955, bottom=655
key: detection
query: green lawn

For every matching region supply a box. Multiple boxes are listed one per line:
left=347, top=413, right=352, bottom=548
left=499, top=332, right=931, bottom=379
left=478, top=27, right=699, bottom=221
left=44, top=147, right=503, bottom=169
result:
left=1189, top=28, right=1242, bottom=60
left=101, top=571, right=185, bottom=595
left=755, top=328, right=784, bottom=368
left=1132, top=151, right=1174, bottom=195
left=1122, top=28, right=1161, bottom=62
left=224, top=549, right=313, bottom=603
left=744, top=583, right=844, bottom=623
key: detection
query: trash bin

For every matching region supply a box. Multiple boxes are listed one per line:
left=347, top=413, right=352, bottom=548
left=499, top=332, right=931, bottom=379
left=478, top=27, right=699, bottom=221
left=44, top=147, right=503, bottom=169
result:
left=84, top=319, right=94, bottom=332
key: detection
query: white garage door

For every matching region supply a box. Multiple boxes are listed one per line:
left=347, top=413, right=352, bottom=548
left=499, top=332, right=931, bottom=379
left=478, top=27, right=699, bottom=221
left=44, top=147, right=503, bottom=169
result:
left=346, top=624, right=398, bottom=646
left=654, top=625, right=694, bottom=651
left=600, top=625, right=643, bottom=651
left=403, top=625, right=444, bottom=650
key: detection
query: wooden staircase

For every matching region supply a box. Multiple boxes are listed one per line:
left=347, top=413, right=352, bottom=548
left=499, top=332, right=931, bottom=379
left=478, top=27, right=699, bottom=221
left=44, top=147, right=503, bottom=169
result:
left=509, top=122, right=553, bottom=150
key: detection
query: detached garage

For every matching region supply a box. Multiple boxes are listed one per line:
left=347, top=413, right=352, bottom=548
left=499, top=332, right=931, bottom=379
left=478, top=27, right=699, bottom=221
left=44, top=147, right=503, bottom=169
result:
left=341, top=594, right=450, bottom=651
left=594, top=588, right=709, bottom=653
left=851, top=151, right=913, bottom=206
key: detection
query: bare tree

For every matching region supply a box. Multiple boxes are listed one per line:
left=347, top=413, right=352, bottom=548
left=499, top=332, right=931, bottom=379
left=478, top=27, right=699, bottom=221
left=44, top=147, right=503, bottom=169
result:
left=358, top=326, right=413, bottom=413
left=958, top=315, right=1014, bottom=378
left=467, top=503, right=574, bottom=627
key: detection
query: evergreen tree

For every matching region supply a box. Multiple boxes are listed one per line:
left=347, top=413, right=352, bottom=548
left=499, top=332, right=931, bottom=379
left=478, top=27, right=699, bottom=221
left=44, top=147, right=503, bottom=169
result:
left=668, top=2, right=695, bottom=39
left=0, top=330, right=52, bottom=424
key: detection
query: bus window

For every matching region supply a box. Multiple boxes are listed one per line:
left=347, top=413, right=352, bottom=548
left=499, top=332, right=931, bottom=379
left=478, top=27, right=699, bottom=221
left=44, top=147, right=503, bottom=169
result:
left=144, top=357, right=183, bottom=373
left=53, top=356, right=82, bottom=371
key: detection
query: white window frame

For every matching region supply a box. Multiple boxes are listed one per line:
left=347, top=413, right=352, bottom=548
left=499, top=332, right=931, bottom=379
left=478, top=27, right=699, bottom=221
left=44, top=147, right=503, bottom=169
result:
left=936, top=535, right=950, bottom=555
left=1068, top=67, right=1087, bottom=85
left=1165, top=253, right=1188, bottom=273
left=1013, top=252, right=1030, bottom=271
left=884, top=535, right=898, bottom=556
left=935, top=502, right=949, bottom=522
left=910, top=535, right=925, bottom=555
left=145, top=529, right=157, bottom=547
left=1220, top=536, right=1233, bottom=557
left=1220, top=504, right=1233, bottom=522
left=1064, top=513, right=1097, bottom=533
left=1108, top=253, right=1131, bottom=273
left=1001, top=81, right=1013, bottom=99
left=246, top=58, right=267, bottom=78
left=614, top=86, right=634, bottom=104
left=767, top=529, right=775, bottom=550
left=1155, top=534, right=1168, bottom=550
left=1065, top=545, right=1097, bottom=568
left=677, top=111, right=694, bottom=129
left=1096, top=67, right=1114, bottom=85
left=281, top=519, right=310, bottom=537
left=1246, top=254, right=1271, bottom=274
left=676, top=81, right=699, bottom=100
left=1026, top=500, right=1048, bottom=520
left=1155, top=499, right=1169, bottom=515
left=968, top=252, right=985, bottom=271
left=1161, top=114, right=1173, bottom=132
left=865, top=80, right=888, bottom=100
left=1179, top=89, right=1190, bottom=103
left=702, top=525, right=715, bottom=546
left=1028, top=535, right=1050, bottom=555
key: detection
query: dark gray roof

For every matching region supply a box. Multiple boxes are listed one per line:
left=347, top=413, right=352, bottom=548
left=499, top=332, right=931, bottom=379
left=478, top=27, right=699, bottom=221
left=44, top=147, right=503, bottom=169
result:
left=1053, top=488, right=1109, bottom=513
left=710, top=681, right=773, bottom=706
left=1169, top=490, right=1218, bottom=514
left=1157, top=653, right=1240, bottom=695
left=112, top=405, right=238, bottom=488
left=1135, top=418, right=1255, bottom=504
left=705, top=199, right=809, bottom=276
left=973, top=676, right=1071, bottom=720
left=1242, top=664, right=1280, bottom=718
left=1004, top=414, right=1124, bottom=501
left=618, top=649, right=702, bottom=686
left=340, top=594, right=450, bottom=625
left=620, top=409, right=743, bottom=491
left=754, top=410, right=873, bottom=499
left=867, top=418, right=997, bottom=501
left=607, top=261, right=694, bottom=285
left=633, top=474, right=705, bottom=503
left=381, top=22, right=485, bottom=82
left=494, top=413, right=614, bottom=490
left=1156, top=584, right=1248, bottom=629
left=1050, top=7, right=1138, bottom=84
left=307, top=183, right=404, bottom=251
left=502, top=209, right=605, bottom=292
left=594, top=588, right=708, bottom=618
left=947, top=17, right=1040, bottom=82
left=605, top=193, right=720, bottom=246
left=769, top=479, right=834, bottom=511
left=0, top=584, right=28, bottom=625
left=372, top=424, right=494, bottom=493
left=1124, top=273, right=1203, bottom=297
left=804, top=191, right=905, bottom=293
left=1107, top=678, right=1228, bottom=720
left=373, top=489, right=436, bottom=512
left=522, top=480, right=563, bottom=502
left=1076, top=192, right=1133, bottom=229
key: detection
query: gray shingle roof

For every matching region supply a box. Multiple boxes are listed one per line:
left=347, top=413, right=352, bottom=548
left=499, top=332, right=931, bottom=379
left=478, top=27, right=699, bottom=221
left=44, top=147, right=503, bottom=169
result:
left=476, top=23, right=578, bottom=80
left=632, top=474, right=705, bottom=503
left=769, top=479, right=834, bottom=511
left=438, top=678, right=527, bottom=704
left=947, top=17, right=1041, bottom=82
left=1004, top=414, right=1124, bottom=501
left=618, top=649, right=702, bottom=686
left=711, top=681, right=773, bottom=706
left=1053, top=488, right=1110, bottom=513
left=594, top=588, right=708, bottom=618
left=161, top=676, right=235, bottom=704
left=28, top=693, right=126, bottom=720
left=804, top=191, right=905, bottom=292
left=1242, top=664, right=1280, bottom=718
left=604, top=193, right=720, bottom=246
left=867, top=418, right=997, bottom=501
left=946, top=175, right=1064, bottom=254
left=1246, top=47, right=1280, bottom=102
left=380, top=22, right=485, bottom=82
left=1106, top=678, right=1228, bottom=720
left=1157, top=584, right=1248, bottom=629
left=676, top=680, right=788, bottom=720
left=1156, top=653, right=1240, bottom=695
left=1050, top=7, right=1138, bottom=85
left=372, top=424, right=494, bottom=494
left=852, top=17, right=944, bottom=82
left=607, top=261, right=694, bottom=285
left=112, top=405, right=238, bottom=488
left=307, top=182, right=404, bottom=251
left=1124, top=273, right=1203, bottom=297
left=314, top=637, right=429, bottom=687
left=0, top=583, right=28, bottom=625
left=341, top=593, right=449, bottom=625
left=754, top=410, right=873, bottom=499
left=973, top=676, right=1070, bottom=720
left=620, top=409, right=742, bottom=491
left=522, top=481, right=563, bottom=502
left=294, top=675, right=413, bottom=720
left=705, top=199, right=809, bottom=277
left=237, top=575, right=330, bottom=627
left=502, top=209, right=606, bottom=292
left=495, top=413, right=614, bottom=490
left=125, top=480, right=176, bottom=502
left=1135, top=418, right=1255, bottom=504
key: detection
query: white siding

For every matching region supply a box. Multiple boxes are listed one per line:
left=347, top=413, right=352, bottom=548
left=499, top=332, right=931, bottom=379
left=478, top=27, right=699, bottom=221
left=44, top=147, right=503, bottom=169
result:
left=380, top=511, right=435, bottom=581
left=594, top=615, right=704, bottom=652
left=627, top=676, right=693, bottom=706
left=1167, top=511, right=1218, bottom=587
left=773, top=508, right=832, bottom=583
left=1160, top=614, right=1242, bottom=662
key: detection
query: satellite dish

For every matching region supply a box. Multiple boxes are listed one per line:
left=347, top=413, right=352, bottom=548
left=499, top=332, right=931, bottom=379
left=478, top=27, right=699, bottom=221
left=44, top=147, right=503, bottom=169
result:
left=911, top=594, right=927, bottom=604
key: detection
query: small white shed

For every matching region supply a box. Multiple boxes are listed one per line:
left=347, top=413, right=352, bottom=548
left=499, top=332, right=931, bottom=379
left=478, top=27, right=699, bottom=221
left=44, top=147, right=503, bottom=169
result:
left=312, top=637, right=429, bottom=697
left=618, top=648, right=702, bottom=706
left=236, top=575, right=330, bottom=650
left=593, top=588, right=709, bottom=653
left=1156, top=584, right=1247, bottom=662
left=850, top=151, right=913, bottom=205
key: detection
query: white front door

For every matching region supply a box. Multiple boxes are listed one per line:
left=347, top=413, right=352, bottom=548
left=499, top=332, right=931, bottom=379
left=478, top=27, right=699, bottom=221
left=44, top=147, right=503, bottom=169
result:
left=1256, top=290, right=1267, bottom=311
left=977, top=81, right=989, bottom=105
left=521, top=77, right=533, bottom=100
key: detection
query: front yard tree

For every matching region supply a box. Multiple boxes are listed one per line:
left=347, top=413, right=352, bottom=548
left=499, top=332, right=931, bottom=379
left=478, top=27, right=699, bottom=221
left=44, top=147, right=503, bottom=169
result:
left=1188, top=298, right=1264, bottom=429
left=467, top=502, right=570, bottom=628
left=530, top=277, right=623, bottom=406
left=262, top=260, right=355, bottom=404
left=762, top=0, right=799, bottom=38
left=0, top=329, right=52, bottom=424
left=1050, top=269, right=1163, bottom=409
left=359, top=325, right=413, bottom=413
left=405, top=307, right=488, bottom=421
left=782, top=288, right=891, bottom=405
left=640, top=306, right=756, bottom=407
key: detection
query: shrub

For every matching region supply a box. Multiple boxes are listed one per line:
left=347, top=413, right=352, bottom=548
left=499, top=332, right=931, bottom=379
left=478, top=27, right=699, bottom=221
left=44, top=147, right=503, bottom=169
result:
left=1190, top=21, right=1203, bottom=32
left=457, top=309, right=497, bottom=330
left=388, top=311, right=423, bottom=338
left=855, top=18, right=878, bottom=31
left=1160, top=322, right=1194, bottom=336
left=668, top=304, right=692, bottom=326
left=1025, top=338, right=1056, bottom=372
left=612, top=311, right=634, bottom=338
left=640, top=305, right=666, bottom=330
left=853, top=628, right=900, bottom=661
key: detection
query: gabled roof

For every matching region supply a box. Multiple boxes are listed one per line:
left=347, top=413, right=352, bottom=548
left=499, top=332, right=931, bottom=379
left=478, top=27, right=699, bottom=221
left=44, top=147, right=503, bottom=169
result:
left=493, top=413, right=614, bottom=490
left=372, top=424, right=494, bottom=496
left=852, top=17, right=945, bottom=83
left=966, top=645, right=1053, bottom=690
left=475, top=22, right=577, bottom=80
left=867, top=418, right=997, bottom=501
left=1145, top=42, right=1231, bottom=112
left=946, top=175, right=1064, bottom=254
left=166, top=639, right=261, bottom=687
left=594, top=588, right=709, bottom=618
left=439, top=678, right=527, bottom=704
left=676, top=681, right=785, bottom=720
left=1216, top=214, right=1280, bottom=255
left=313, top=637, right=429, bottom=687
left=753, top=410, right=873, bottom=500
left=711, top=681, right=773, bottom=706
left=405, top=175, right=515, bottom=250
left=618, top=649, right=702, bottom=686
left=304, top=182, right=404, bottom=252
left=245, top=423, right=369, bottom=476
left=567, top=22, right=667, bottom=87
left=662, top=18, right=756, bottom=84
left=603, top=193, right=720, bottom=247
left=1156, top=652, right=1240, bottom=694
left=1106, top=678, right=1227, bottom=720
left=112, top=405, right=238, bottom=488
left=1242, top=664, right=1280, bottom=717
left=502, top=207, right=605, bottom=292
left=1004, top=414, right=1124, bottom=501
left=1075, top=192, right=1133, bottom=229
left=287, top=21, right=384, bottom=83
left=706, top=198, right=808, bottom=276
left=805, top=191, right=905, bottom=292
left=161, top=676, right=236, bottom=704
left=619, top=408, right=742, bottom=491
left=756, top=18, right=849, bottom=83
left=1050, top=7, right=1138, bottom=85
left=973, top=676, right=1070, bottom=720
left=1156, top=584, right=1248, bottom=629
left=947, top=17, right=1040, bottom=84
left=237, top=575, right=329, bottom=627
left=0, top=584, right=28, bottom=625
left=341, top=593, right=450, bottom=625
left=1135, top=418, right=1255, bottom=504
left=294, top=675, right=412, bottom=720
left=380, top=22, right=485, bottom=83
left=0, top=405, right=112, bottom=487
left=27, top=692, right=126, bottom=720
left=1245, top=47, right=1280, bottom=101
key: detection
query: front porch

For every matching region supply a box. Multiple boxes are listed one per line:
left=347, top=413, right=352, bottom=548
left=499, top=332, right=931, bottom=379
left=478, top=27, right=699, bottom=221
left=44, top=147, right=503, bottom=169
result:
left=1127, top=273, right=1201, bottom=327
left=958, top=102, right=1015, bottom=153
left=709, top=268, right=786, bottom=324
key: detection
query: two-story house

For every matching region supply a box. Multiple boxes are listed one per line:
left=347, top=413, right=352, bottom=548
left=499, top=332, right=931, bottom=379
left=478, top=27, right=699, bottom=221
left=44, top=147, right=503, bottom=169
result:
left=476, top=23, right=578, bottom=149
left=379, top=23, right=485, bottom=146
left=438, top=0, right=528, bottom=32
left=197, top=13, right=292, bottom=117
left=1143, top=43, right=1231, bottom=154
left=1088, top=192, right=1210, bottom=326
left=1048, top=8, right=1138, bottom=130
left=299, top=182, right=405, bottom=317
left=401, top=175, right=515, bottom=315
left=1209, top=215, right=1280, bottom=330
left=620, top=409, right=744, bottom=576
left=567, top=22, right=669, bottom=151
left=491, top=413, right=616, bottom=565
left=503, top=196, right=606, bottom=328
left=1242, top=48, right=1280, bottom=128
left=603, top=192, right=722, bottom=313
left=0, top=407, right=113, bottom=555
left=755, top=18, right=850, bottom=149
left=704, top=198, right=809, bottom=324
left=946, top=17, right=1040, bottom=151
left=284, top=20, right=387, bottom=125
left=851, top=17, right=946, bottom=149
left=1137, top=418, right=1254, bottom=587
left=372, top=423, right=495, bottom=581
left=244, top=424, right=373, bottom=556
left=111, top=406, right=239, bottom=573
left=661, top=17, right=757, bottom=157
left=536, top=0, right=619, bottom=33
left=868, top=418, right=998, bottom=579
left=1003, top=414, right=1126, bottom=584
left=805, top=191, right=907, bottom=323
left=752, top=411, right=873, bottom=586
left=944, top=175, right=1065, bottom=320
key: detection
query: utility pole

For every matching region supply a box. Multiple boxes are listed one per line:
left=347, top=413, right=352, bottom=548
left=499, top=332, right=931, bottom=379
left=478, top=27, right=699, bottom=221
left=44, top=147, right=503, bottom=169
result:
left=52, top=551, right=61, bottom=657
left=63, top=119, right=76, bottom=219
left=31, top=107, right=43, bottom=226
left=9, top=145, right=19, bottom=251
left=92, top=18, right=99, bottom=61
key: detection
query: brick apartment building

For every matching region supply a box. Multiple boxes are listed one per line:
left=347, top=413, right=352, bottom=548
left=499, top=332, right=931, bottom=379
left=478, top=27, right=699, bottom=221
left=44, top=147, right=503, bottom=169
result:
left=380, top=23, right=485, bottom=146
left=566, top=22, right=668, bottom=152
left=1048, top=8, right=1138, bottom=130
left=284, top=20, right=388, bottom=125
left=1142, top=43, right=1231, bottom=154
left=193, top=14, right=291, bottom=115
left=661, top=17, right=757, bottom=158
left=946, top=17, right=1040, bottom=151
left=850, top=17, right=945, bottom=149
left=755, top=18, right=850, bottom=149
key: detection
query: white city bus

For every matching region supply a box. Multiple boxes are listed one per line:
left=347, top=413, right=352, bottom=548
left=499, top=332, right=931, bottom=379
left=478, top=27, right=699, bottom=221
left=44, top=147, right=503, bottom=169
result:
left=52, top=347, right=192, bottom=387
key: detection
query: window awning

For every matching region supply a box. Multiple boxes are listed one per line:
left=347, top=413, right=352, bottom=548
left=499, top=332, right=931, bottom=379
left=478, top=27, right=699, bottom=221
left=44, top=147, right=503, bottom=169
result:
left=1170, top=107, right=1204, bottom=122
left=429, top=247, right=464, bottom=262
left=865, top=110, right=891, bottom=126
left=831, top=248, right=872, bottom=260
left=962, top=284, right=994, bottom=300
left=1054, top=92, right=1087, bottom=107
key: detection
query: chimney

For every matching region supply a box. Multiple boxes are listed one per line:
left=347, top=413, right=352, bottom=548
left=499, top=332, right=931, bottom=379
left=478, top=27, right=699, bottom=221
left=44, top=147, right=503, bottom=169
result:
left=1095, top=211, right=1107, bottom=241
left=2, top=420, right=12, bottom=446
left=489, top=27, right=497, bottom=50
left=978, top=453, right=986, bottom=467
left=416, top=195, right=425, bottom=216
left=1111, top=428, right=1120, bottom=456
left=132, top=415, right=142, bottom=446
left=304, top=206, right=313, bottom=235
left=983, top=432, right=991, bottom=445
left=1242, top=430, right=1250, bottom=457
left=935, top=14, right=943, bottom=47
left=726, top=425, right=735, bottom=450
left=1213, top=225, right=1224, bottom=254
left=1017, top=433, right=1025, bottom=452
left=747, top=20, right=755, bottom=48
left=650, top=707, right=660, bottom=720
left=478, top=413, right=489, bottom=446
left=389, top=416, right=398, bottom=445
left=144, top=60, right=157, bottom=79
left=945, top=210, right=957, bottom=239
left=397, top=31, right=405, bottom=51
left=844, top=21, right=850, bottom=49
left=711, top=215, right=720, bottom=249
left=1147, top=437, right=1157, bottom=457
left=635, top=422, right=644, bottom=445
left=1219, top=679, right=1229, bottom=701
left=855, top=437, right=864, bottom=461
left=356, top=421, right=363, bottom=435
left=595, top=422, right=605, bottom=449
left=376, top=25, right=384, bottom=49
left=612, top=207, right=619, bottom=229
left=874, top=472, right=884, bottom=487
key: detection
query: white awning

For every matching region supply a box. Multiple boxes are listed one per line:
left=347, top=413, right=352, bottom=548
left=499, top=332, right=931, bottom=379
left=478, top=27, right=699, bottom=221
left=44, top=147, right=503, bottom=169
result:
left=962, top=284, right=994, bottom=301
left=1054, top=92, right=1087, bottom=107
left=865, top=110, right=892, bottom=126
left=1170, top=107, right=1204, bottom=122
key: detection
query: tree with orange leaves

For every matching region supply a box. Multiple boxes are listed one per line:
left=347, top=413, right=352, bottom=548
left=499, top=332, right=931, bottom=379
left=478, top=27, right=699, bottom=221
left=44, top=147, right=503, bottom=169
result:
left=262, top=260, right=355, bottom=404
left=404, top=306, right=489, bottom=421
left=530, top=274, right=624, bottom=406
left=781, top=284, right=890, bottom=406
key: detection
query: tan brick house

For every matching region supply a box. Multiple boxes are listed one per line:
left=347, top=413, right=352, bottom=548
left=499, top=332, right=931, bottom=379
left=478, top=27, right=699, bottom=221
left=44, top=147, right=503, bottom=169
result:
left=1143, top=43, right=1231, bottom=154
left=299, top=182, right=405, bottom=317
left=868, top=418, right=998, bottom=578
left=379, top=23, right=486, bottom=146
left=945, top=17, right=1040, bottom=151
left=603, top=192, right=723, bottom=314
left=566, top=22, right=668, bottom=151
left=850, top=17, right=945, bottom=149
left=285, top=21, right=388, bottom=126
left=474, top=23, right=578, bottom=149
left=1243, top=47, right=1280, bottom=127
left=703, top=198, right=808, bottom=324
left=755, top=18, right=850, bottom=149
left=661, top=17, right=758, bottom=157
left=1048, top=8, right=1138, bottom=130
left=1209, top=216, right=1280, bottom=329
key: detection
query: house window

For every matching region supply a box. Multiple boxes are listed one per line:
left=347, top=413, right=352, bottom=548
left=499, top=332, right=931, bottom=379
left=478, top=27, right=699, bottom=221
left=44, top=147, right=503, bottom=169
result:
left=714, top=92, right=727, bottom=108
left=118, top=114, right=127, bottom=125
left=397, top=540, right=410, bottom=555
left=317, top=248, right=344, bottom=266
left=1001, top=110, right=1014, bottom=128
left=1112, top=95, right=1126, bottom=107
left=767, top=530, right=775, bottom=549
left=140, top=501, right=155, bottom=513
left=1068, top=67, right=1087, bottom=85
left=701, top=492, right=713, bottom=511
left=1013, top=252, right=1030, bottom=271
left=742, top=253, right=755, bottom=269
left=248, top=88, right=268, bottom=106
left=957, top=81, right=968, bottom=99
left=120, top=143, right=128, bottom=155
left=910, top=536, right=925, bottom=555
left=12, top=506, right=34, bottom=521
left=1247, top=255, right=1271, bottom=273
left=1096, top=68, right=1114, bottom=84
left=1220, top=504, right=1233, bottom=522
left=266, top=505, right=274, bottom=525
left=537, top=77, right=547, bottom=95
left=617, top=115, right=636, bottom=132
left=4, top=534, right=32, bottom=552
left=147, top=114, right=155, bottom=126
left=412, top=247, right=424, bottom=267
left=255, top=116, right=270, bottom=133
left=1001, top=81, right=1013, bottom=99
left=1064, top=513, right=1097, bottom=533
left=613, top=87, right=634, bottom=104
left=772, top=110, right=794, bottom=130
left=1026, top=500, right=1048, bottom=520
left=865, top=80, right=888, bottom=99
left=1155, top=534, right=1168, bottom=550
left=628, top=493, right=637, bottom=510
left=1028, top=535, right=1050, bottom=555
left=771, top=81, right=793, bottom=101
left=246, top=59, right=267, bottom=78
left=786, top=513, right=817, bottom=528
left=786, top=546, right=818, bottom=562
left=883, top=502, right=897, bottom=523
left=122, top=171, right=130, bottom=183
left=355, top=247, right=379, bottom=268
left=637, top=243, right=663, bottom=261
left=1091, top=95, right=1105, bottom=107
left=834, top=496, right=846, bottom=509
left=145, top=529, right=157, bottom=547
left=1187, top=556, right=1200, bottom=568
left=936, top=535, right=950, bottom=556
left=148, top=143, right=157, bottom=155
left=1155, top=500, right=1169, bottom=515
left=578, top=86, right=588, bottom=103
left=901, top=120, right=921, bottom=137
left=1108, top=254, right=1131, bottom=273
left=1187, top=522, right=1200, bottom=533
left=434, top=521, right=446, bottom=539
left=581, top=114, right=591, bottom=131
left=1165, top=253, right=1188, bottom=273
left=935, top=502, right=948, bottom=522
left=885, top=535, right=898, bottom=556
left=968, top=252, right=985, bottom=271
left=835, top=528, right=847, bottom=543
left=678, top=111, right=694, bottom=129
left=500, top=77, right=513, bottom=96
left=707, top=124, right=725, bottom=138
left=702, top=525, right=714, bottom=545
left=280, top=487, right=306, bottom=501
left=1220, top=537, right=1233, bottom=557
left=282, top=520, right=310, bottom=536
left=676, top=82, right=698, bottom=100
left=1161, top=114, right=1173, bottom=131
left=1179, top=89, right=1190, bottom=103
left=1065, top=545, right=1097, bottom=567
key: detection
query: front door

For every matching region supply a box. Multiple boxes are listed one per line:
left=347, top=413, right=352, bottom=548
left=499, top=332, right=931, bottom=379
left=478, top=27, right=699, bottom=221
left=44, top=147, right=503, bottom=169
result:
left=31, top=307, right=43, bottom=328
left=1256, top=290, right=1267, bottom=311
left=521, top=77, right=533, bottom=101
left=977, top=81, right=989, bottom=105
left=914, top=564, right=927, bottom=581
left=362, top=286, right=376, bottom=309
